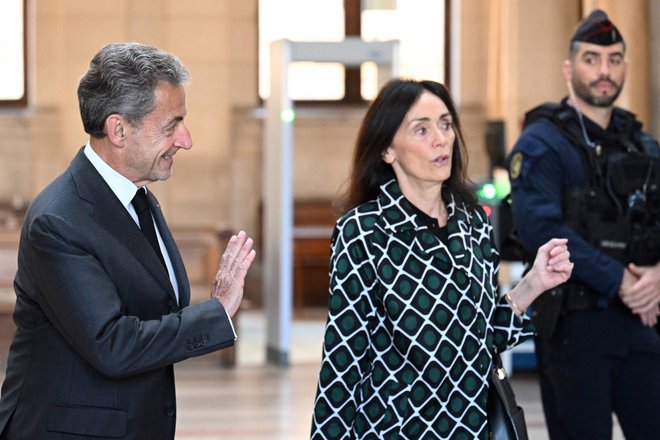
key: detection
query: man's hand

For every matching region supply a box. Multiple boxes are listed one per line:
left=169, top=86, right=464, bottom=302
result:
left=210, top=231, right=256, bottom=318
left=619, top=263, right=660, bottom=326
left=639, top=305, right=660, bottom=327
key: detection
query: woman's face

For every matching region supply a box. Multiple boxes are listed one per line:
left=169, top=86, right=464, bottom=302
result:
left=383, top=90, right=455, bottom=193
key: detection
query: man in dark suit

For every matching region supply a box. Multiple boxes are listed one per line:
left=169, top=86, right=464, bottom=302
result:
left=0, top=42, right=256, bottom=439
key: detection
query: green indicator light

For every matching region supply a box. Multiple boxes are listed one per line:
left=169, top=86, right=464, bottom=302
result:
left=481, top=183, right=497, bottom=200
left=281, top=109, right=296, bottom=123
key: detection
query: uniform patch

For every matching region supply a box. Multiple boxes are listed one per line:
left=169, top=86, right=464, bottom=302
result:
left=509, top=152, right=523, bottom=180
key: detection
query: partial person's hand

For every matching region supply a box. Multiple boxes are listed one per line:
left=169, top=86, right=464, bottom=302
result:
left=618, top=267, right=640, bottom=310
left=529, top=238, right=573, bottom=293
left=618, top=267, right=639, bottom=293
left=619, top=263, right=660, bottom=315
left=639, top=304, right=660, bottom=328
left=210, top=231, right=256, bottom=317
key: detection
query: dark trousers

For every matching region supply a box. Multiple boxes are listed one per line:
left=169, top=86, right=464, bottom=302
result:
left=535, top=306, right=660, bottom=440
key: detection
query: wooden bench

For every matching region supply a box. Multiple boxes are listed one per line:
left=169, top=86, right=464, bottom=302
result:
left=292, top=200, right=337, bottom=308
left=0, top=230, right=19, bottom=315
left=0, top=230, right=20, bottom=366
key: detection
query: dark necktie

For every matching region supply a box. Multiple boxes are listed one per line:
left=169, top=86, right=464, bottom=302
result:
left=132, top=188, right=167, bottom=269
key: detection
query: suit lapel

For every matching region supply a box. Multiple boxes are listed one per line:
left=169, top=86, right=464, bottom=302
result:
left=70, top=150, right=178, bottom=300
left=146, top=192, right=191, bottom=307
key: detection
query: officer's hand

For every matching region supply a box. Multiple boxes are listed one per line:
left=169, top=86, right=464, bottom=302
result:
left=618, top=267, right=640, bottom=309
left=210, top=231, right=256, bottom=318
left=620, top=263, right=660, bottom=315
left=639, top=305, right=660, bottom=327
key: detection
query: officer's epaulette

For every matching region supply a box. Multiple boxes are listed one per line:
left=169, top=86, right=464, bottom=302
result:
left=523, top=102, right=578, bottom=128
left=522, top=102, right=588, bottom=153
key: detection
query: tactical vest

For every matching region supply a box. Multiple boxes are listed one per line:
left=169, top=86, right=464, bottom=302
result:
left=524, top=103, right=660, bottom=266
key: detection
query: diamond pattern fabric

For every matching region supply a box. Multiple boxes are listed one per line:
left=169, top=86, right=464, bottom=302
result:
left=311, top=179, right=534, bottom=439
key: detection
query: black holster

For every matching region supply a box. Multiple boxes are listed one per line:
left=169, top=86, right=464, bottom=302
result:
left=531, top=284, right=603, bottom=339
left=530, top=288, right=564, bottom=340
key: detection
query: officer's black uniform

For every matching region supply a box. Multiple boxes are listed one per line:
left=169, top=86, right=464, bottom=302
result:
left=506, top=10, right=660, bottom=439
left=508, top=98, right=660, bottom=439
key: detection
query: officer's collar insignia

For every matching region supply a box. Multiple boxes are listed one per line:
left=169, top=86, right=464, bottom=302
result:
left=509, top=152, right=523, bottom=180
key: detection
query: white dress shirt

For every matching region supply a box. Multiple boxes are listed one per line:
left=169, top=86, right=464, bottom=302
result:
left=84, top=143, right=180, bottom=304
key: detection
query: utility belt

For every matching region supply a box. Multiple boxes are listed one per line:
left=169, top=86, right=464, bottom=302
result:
left=562, top=283, right=599, bottom=310
left=530, top=283, right=624, bottom=339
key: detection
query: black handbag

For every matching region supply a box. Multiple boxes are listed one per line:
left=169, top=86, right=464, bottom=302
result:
left=487, top=353, right=529, bottom=440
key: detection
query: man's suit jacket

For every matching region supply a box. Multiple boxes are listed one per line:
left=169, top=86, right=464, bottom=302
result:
left=0, top=148, right=236, bottom=439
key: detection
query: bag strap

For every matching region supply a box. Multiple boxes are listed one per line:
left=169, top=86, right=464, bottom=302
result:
left=490, top=354, right=520, bottom=422
left=490, top=353, right=529, bottom=440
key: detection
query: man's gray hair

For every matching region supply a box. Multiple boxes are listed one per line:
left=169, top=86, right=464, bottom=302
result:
left=77, top=42, right=190, bottom=138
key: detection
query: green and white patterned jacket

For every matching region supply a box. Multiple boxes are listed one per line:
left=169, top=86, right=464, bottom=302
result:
left=311, top=179, right=534, bottom=440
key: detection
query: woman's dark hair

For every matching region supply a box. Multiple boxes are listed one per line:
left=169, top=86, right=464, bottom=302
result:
left=337, top=78, right=477, bottom=214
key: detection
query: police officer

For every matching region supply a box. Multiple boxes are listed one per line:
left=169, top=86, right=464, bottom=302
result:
left=506, top=9, right=660, bottom=439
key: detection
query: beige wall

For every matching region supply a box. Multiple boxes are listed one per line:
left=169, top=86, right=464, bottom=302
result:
left=452, top=0, right=579, bottom=180
left=471, top=0, right=568, bottom=154
left=3, top=0, right=262, bottom=232
left=452, top=0, right=490, bottom=180
left=0, top=0, right=655, bottom=249
left=490, top=0, right=579, bottom=152
left=0, top=0, right=362, bottom=242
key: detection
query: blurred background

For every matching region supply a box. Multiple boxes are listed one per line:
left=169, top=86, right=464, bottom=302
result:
left=0, top=1, right=654, bottom=438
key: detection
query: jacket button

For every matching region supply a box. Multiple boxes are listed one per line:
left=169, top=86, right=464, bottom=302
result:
left=165, top=407, right=176, bottom=417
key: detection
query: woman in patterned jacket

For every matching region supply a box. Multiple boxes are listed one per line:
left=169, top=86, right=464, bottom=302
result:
left=310, top=79, right=573, bottom=439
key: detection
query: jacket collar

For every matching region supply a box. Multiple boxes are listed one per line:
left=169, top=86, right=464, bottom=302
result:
left=375, top=179, right=477, bottom=235
left=375, top=179, right=482, bottom=268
